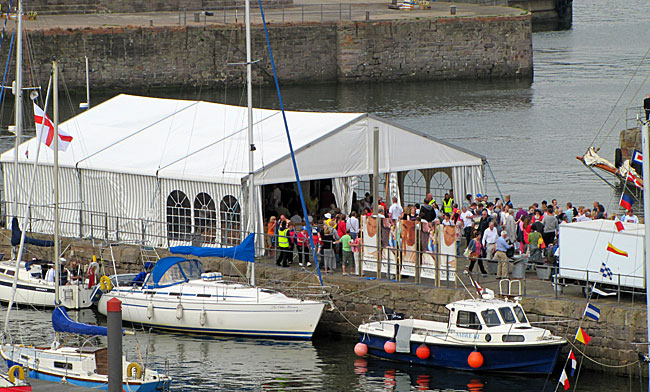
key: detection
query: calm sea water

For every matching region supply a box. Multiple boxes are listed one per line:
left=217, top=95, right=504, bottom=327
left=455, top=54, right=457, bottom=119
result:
left=1, top=0, right=650, bottom=390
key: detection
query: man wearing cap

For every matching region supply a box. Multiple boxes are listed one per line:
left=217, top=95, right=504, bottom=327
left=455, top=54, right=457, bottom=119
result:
left=495, top=230, right=513, bottom=279
left=476, top=193, right=485, bottom=207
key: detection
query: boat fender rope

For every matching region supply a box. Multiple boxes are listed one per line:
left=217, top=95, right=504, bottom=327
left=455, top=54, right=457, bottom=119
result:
left=99, top=276, right=112, bottom=292
left=126, top=362, right=142, bottom=379
left=8, top=365, right=24, bottom=383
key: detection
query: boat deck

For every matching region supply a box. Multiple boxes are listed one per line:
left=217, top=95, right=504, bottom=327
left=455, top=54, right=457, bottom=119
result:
left=29, top=378, right=98, bottom=391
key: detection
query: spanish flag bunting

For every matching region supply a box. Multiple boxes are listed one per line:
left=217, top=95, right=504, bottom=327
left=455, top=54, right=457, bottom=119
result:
left=576, top=327, right=591, bottom=345
left=606, top=243, right=628, bottom=257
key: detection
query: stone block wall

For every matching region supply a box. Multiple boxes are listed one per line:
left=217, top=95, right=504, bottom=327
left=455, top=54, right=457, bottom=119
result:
left=0, top=15, right=531, bottom=90
left=619, top=128, right=642, bottom=163
left=17, top=0, right=292, bottom=14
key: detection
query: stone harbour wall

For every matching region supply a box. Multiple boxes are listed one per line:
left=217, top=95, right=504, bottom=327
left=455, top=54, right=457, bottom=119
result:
left=17, top=0, right=292, bottom=14
left=0, top=15, right=532, bottom=90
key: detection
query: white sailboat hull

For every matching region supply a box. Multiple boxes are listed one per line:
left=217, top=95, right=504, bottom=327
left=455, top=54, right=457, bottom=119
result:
left=97, top=281, right=326, bottom=339
left=0, top=262, right=93, bottom=309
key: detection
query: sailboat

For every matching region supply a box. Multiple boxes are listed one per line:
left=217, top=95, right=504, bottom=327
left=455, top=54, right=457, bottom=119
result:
left=0, top=0, right=94, bottom=310
left=1, top=60, right=171, bottom=392
left=96, top=0, right=327, bottom=339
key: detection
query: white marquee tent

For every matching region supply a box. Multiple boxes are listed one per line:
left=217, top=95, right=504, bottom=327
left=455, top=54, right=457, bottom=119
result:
left=1, top=94, right=485, bottom=247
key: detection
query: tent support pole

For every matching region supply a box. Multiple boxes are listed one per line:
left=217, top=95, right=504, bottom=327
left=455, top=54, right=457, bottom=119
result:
left=485, top=160, right=504, bottom=202
left=373, top=126, right=380, bottom=279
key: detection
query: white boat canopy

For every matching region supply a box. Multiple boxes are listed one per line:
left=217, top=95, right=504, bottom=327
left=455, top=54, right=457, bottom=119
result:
left=1, top=94, right=485, bottom=247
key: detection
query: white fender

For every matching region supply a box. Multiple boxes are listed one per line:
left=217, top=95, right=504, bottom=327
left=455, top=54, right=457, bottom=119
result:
left=200, top=310, right=207, bottom=326
left=176, top=303, right=183, bottom=320
left=147, top=302, right=154, bottom=319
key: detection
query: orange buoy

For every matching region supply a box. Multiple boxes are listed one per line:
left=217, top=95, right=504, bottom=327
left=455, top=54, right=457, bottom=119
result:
left=354, top=342, right=368, bottom=357
left=384, top=340, right=396, bottom=354
left=415, top=344, right=430, bottom=359
left=467, top=351, right=484, bottom=368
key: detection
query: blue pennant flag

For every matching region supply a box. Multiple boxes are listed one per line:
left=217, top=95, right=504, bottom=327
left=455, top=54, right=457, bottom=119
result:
left=584, top=303, right=600, bottom=322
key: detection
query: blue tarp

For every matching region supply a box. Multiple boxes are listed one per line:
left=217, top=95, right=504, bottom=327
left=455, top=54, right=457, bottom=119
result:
left=52, top=306, right=109, bottom=336
left=169, top=233, right=255, bottom=263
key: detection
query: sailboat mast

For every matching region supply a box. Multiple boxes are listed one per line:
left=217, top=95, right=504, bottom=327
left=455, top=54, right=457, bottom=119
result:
left=642, top=120, right=650, bottom=384
left=245, top=0, right=255, bottom=286
left=13, top=0, right=23, bottom=219
left=53, top=60, right=60, bottom=306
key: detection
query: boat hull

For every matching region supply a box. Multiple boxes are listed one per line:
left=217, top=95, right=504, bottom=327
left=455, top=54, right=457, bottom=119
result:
left=360, top=333, right=564, bottom=374
left=97, top=288, right=326, bottom=340
left=0, top=272, right=93, bottom=309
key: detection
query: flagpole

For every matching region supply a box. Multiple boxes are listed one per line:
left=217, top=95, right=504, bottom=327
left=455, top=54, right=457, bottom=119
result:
left=640, top=120, right=650, bottom=386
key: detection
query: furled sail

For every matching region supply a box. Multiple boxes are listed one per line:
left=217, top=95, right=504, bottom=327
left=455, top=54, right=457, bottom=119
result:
left=11, top=217, right=54, bottom=247
left=52, top=306, right=108, bottom=336
left=169, top=233, right=255, bottom=262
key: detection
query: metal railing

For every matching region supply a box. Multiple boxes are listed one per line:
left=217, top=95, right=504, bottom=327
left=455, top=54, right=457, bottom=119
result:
left=179, top=4, right=371, bottom=24
left=625, top=105, right=645, bottom=130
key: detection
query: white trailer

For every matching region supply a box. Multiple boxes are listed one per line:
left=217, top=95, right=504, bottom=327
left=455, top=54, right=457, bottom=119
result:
left=558, top=220, right=645, bottom=291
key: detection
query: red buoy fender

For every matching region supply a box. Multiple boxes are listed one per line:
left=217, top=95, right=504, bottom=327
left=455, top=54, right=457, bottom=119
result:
left=467, top=351, right=484, bottom=368
left=415, top=344, right=430, bottom=359
left=384, top=340, right=396, bottom=354
left=354, top=342, right=368, bottom=357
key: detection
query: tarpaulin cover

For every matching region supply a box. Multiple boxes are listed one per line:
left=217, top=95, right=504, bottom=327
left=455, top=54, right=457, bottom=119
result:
left=170, top=233, right=255, bottom=262
left=11, top=217, right=54, bottom=247
left=52, top=306, right=109, bottom=336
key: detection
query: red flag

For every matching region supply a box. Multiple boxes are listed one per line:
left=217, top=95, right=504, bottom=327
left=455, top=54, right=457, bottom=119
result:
left=34, top=103, right=73, bottom=151
left=626, top=173, right=643, bottom=190
left=568, top=350, right=577, bottom=376
left=559, top=369, right=570, bottom=390
left=576, top=327, right=591, bottom=345
left=615, top=221, right=625, bottom=232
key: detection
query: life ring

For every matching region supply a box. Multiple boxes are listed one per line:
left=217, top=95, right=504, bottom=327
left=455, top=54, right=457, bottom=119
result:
left=99, top=276, right=112, bottom=292
left=8, top=365, right=25, bottom=383
left=126, top=362, right=142, bottom=379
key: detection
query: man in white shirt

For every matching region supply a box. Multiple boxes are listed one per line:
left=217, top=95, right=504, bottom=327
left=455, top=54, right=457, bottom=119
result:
left=45, top=265, right=56, bottom=283
left=347, top=211, right=360, bottom=239
left=622, top=209, right=639, bottom=223
left=482, top=221, right=499, bottom=260
left=388, top=197, right=403, bottom=221
left=460, top=206, right=474, bottom=245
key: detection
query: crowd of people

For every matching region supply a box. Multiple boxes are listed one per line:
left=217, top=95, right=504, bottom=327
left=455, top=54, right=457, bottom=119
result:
left=265, top=185, right=636, bottom=279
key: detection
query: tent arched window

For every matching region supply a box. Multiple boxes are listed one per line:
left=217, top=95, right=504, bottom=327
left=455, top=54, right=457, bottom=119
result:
left=167, top=190, right=191, bottom=241
left=430, top=172, right=451, bottom=205
left=194, top=192, right=217, bottom=244
left=220, top=195, right=241, bottom=246
left=403, top=170, right=426, bottom=206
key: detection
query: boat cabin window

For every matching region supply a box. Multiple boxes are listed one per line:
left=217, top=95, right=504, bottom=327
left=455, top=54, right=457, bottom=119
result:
left=499, top=307, right=516, bottom=324
left=480, top=309, right=501, bottom=327
left=457, top=311, right=482, bottom=330
left=54, top=361, right=73, bottom=370
left=158, top=265, right=186, bottom=286
left=513, top=305, right=528, bottom=323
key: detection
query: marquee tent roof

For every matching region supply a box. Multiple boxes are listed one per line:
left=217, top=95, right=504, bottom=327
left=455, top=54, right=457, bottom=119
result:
left=1, top=94, right=485, bottom=185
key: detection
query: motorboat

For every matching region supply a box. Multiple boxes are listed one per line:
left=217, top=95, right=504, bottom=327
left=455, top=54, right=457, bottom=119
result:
left=355, top=279, right=566, bottom=374
left=97, top=244, right=326, bottom=340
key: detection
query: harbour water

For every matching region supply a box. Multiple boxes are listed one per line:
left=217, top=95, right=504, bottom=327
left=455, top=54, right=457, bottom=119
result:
left=0, top=0, right=649, bottom=390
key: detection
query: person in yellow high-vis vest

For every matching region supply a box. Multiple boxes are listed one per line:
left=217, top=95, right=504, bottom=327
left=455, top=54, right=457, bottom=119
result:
left=442, top=193, right=454, bottom=214
left=276, top=221, right=291, bottom=267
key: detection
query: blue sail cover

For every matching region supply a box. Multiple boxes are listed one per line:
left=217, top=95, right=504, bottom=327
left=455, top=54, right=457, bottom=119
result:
left=52, top=306, right=108, bottom=336
left=170, top=233, right=255, bottom=262
left=11, top=217, right=54, bottom=247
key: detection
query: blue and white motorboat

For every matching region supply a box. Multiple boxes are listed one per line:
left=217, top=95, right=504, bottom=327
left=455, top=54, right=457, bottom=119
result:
left=356, top=279, right=566, bottom=374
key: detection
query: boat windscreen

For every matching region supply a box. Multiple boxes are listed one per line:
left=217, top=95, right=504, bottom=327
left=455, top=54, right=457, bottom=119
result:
left=480, top=309, right=501, bottom=327
left=499, top=307, right=516, bottom=324
left=179, top=260, right=203, bottom=280
left=158, top=264, right=186, bottom=286
left=513, top=305, right=528, bottom=323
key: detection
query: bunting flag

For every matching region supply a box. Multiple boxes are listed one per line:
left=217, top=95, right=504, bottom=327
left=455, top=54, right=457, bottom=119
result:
left=600, top=262, right=613, bottom=280
left=627, top=173, right=643, bottom=190
left=606, top=243, right=628, bottom=257
left=568, top=350, right=577, bottom=376
left=633, top=149, right=643, bottom=165
left=619, top=193, right=634, bottom=211
left=584, top=303, right=600, bottom=321
left=34, top=103, right=73, bottom=151
left=592, top=287, right=616, bottom=296
left=615, top=220, right=625, bottom=232
left=559, top=368, right=570, bottom=390
left=576, top=327, right=591, bottom=345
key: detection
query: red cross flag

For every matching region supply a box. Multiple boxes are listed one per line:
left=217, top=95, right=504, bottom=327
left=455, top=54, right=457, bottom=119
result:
left=34, top=103, right=73, bottom=151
